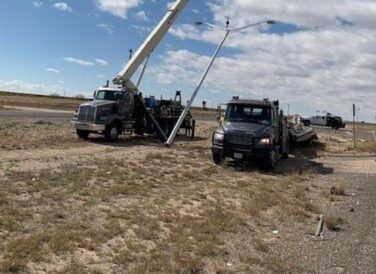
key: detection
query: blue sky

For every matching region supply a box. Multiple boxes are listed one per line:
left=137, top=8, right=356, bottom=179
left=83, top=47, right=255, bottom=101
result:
left=0, top=0, right=375, bottom=122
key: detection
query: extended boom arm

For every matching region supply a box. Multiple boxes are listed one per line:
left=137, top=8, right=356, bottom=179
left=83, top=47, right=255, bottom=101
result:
left=113, top=0, right=189, bottom=91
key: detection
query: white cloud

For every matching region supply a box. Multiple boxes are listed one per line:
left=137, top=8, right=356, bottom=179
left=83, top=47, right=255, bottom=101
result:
left=169, top=24, right=201, bottom=40
left=167, top=1, right=175, bottom=9
left=33, top=1, right=43, bottom=7
left=95, top=58, right=109, bottom=66
left=95, top=0, right=142, bottom=19
left=63, top=57, right=94, bottom=66
left=57, top=80, right=65, bottom=84
left=46, top=68, right=60, bottom=74
left=97, top=23, right=114, bottom=34
left=135, top=10, right=148, bottom=21
left=153, top=28, right=376, bottom=121
left=206, top=0, right=376, bottom=31
left=157, top=0, right=376, bottom=121
left=53, top=2, right=73, bottom=12
left=130, top=25, right=152, bottom=34
left=0, top=80, right=85, bottom=97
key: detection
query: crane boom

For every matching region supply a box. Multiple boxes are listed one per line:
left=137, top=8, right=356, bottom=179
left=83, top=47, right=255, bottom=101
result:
left=113, top=0, right=189, bottom=90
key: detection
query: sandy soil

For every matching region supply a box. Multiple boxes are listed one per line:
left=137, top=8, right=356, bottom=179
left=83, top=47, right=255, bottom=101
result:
left=0, top=117, right=376, bottom=273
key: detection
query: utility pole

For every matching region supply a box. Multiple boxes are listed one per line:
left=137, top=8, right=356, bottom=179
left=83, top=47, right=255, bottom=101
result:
left=287, top=104, right=290, bottom=116
left=353, top=104, right=356, bottom=148
left=165, top=19, right=276, bottom=145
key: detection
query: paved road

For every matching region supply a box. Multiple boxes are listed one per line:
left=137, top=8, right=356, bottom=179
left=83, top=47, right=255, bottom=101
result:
left=1, top=108, right=374, bottom=141
left=0, top=107, right=216, bottom=122
left=0, top=109, right=74, bottom=121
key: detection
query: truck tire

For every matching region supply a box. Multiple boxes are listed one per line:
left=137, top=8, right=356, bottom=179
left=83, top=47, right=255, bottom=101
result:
left=135, top=117, right=147, bottom=135
left=134, top=128, right=145, bottom=136
left=212, top=153, right=224, bottom=165
left=105, top=123, right=120, bottom=142
left=266, top=147, right=277, bottom=169
left=191, top=120, right=196, bottom=139
left=282, top=141, right=289, bottom=159
left=76, top=129, right=89, bottom=139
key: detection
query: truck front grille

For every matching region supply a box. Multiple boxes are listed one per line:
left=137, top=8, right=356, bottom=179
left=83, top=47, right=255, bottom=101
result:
left=78, top=106, right=96, bottom=122
left=226, top=133, right=253, bottom=147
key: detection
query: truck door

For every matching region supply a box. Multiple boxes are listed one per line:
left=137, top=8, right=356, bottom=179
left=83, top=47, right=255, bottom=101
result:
left=273, top=109, right=279, bottom=145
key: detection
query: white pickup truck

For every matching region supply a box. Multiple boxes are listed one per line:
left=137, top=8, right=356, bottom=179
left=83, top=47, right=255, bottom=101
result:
left=302, top=113, right=345, bottom=129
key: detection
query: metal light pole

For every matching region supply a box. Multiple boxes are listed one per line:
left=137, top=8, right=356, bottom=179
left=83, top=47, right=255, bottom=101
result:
left=165, top=19, right=276, bottom=146
left=353, top=103, right=356, bottom=148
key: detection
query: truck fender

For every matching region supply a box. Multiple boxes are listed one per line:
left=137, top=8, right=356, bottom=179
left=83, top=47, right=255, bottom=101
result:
left=107, top=118, right=123, bottom=132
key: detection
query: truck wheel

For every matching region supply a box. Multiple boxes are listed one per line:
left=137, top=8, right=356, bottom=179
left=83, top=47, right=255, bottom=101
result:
left=308, top=136, right=314, bottom=146
left=105, top=124, right=120, bottom=142
left=266, top=148, right=277, bottom=169
left=212, top=153, right=224, bottom=165
left=282, top=141, right=289, bottom=159
left=134, top=128, right=145, bottom=136
left=191, top=120, right=196, bottom=139
left=76, top=129, right=89, bottom=139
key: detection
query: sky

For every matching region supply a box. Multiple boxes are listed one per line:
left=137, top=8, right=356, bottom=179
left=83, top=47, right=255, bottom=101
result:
left=0, top=0, right=375, bottom=122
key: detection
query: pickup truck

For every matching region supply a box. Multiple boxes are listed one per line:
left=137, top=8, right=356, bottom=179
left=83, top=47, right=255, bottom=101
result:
left=212, top=98, right=289, bottom=169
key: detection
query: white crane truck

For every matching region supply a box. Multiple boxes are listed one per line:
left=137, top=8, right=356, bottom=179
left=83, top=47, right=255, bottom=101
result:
left=71, top=0, right=194, bottom=142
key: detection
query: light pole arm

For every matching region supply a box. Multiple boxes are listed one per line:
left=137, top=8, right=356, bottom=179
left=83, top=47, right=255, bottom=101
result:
left=230, top=20, right=272, bottom=32
left=202, top=22, right=227, bottom=31
left=165, top=30, right=230, bottom=145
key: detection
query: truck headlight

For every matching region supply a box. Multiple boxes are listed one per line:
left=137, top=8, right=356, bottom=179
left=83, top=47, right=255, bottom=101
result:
left=259, top=137, right=271, bottom=145
left=214, top=132, right=224, bottom=141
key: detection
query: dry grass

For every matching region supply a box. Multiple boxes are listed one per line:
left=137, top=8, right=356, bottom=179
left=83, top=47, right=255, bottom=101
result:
left=0, top=120, right=84, bottom=150
left=353, top=141, right=376, bottom=153
left=346, top=122, right=376, bottom=132
left=330, top=185, right=346, bottom=196
left=0, top=91, right=84, bottom=110
left=0, top=120, right=325, bottom=273
left=0, top=92, right=217, bottom=119
left=325, top=216, right=345, bottom=231
left=319, top=134, right=350, bottom=153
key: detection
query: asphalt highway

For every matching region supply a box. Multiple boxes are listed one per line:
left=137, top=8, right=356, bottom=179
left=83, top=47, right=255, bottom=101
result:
left=1, top=107, right=374, bottom=141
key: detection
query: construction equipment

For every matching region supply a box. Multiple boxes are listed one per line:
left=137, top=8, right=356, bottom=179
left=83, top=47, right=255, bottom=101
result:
left=211, top=97, right=289, bottom=169
left=71, top=0, right=194, bottom=142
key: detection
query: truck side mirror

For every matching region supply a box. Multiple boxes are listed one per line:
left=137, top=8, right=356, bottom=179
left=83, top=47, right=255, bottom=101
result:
left=93, top=90, right=97, bottom=99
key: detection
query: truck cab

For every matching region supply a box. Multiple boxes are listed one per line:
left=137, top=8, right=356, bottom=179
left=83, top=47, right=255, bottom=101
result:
left=71, top=87, right=135, bottom=141
left=211, top=98, right=289, bottom=169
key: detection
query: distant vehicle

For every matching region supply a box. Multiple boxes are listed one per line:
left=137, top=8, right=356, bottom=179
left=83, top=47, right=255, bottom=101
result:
left=302, top=113, right=345, bottom=129
left=211, top=98, right=289, bottom=169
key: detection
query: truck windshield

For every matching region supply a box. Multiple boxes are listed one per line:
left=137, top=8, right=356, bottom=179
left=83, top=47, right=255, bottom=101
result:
left=95, top=90, right=124, bottom=101
left=225, top=104, right=271, bottom=125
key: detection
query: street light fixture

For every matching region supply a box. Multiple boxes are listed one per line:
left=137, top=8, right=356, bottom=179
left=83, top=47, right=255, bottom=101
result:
left=165, top=18, right=276, bottom=146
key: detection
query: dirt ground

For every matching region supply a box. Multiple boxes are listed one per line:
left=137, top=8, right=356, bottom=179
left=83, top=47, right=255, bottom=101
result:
left=0, top=115, right=376, bottom=273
